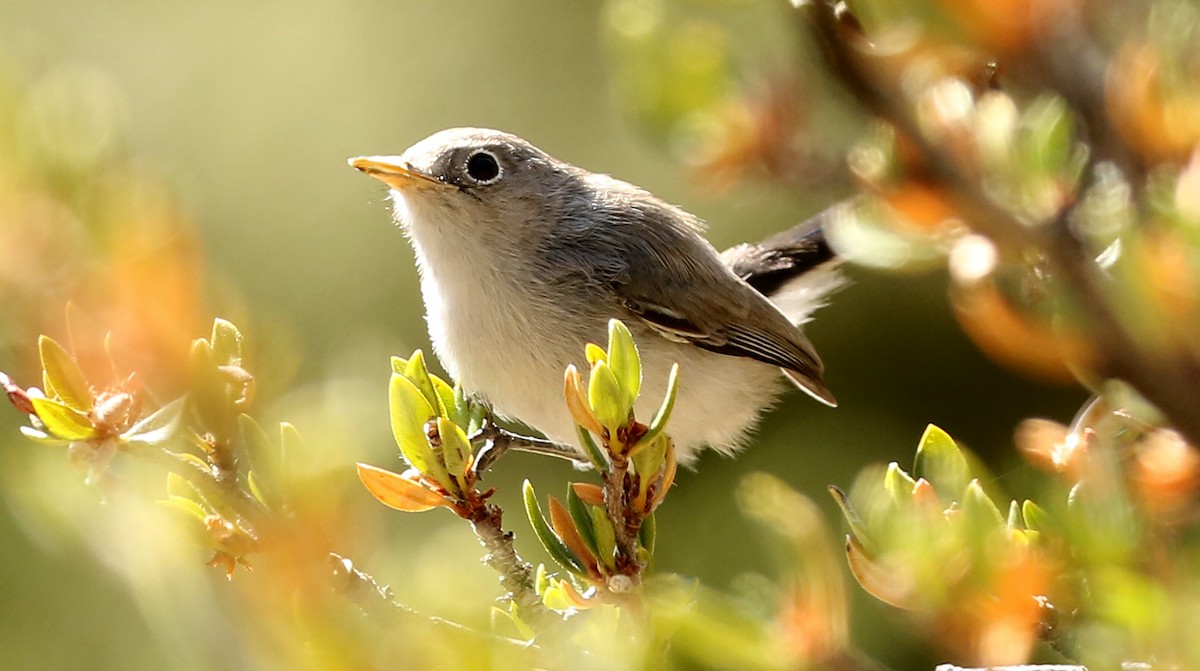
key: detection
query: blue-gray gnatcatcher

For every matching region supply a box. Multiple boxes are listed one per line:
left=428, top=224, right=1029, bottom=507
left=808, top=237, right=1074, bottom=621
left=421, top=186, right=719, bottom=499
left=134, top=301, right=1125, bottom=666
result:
left=350, top=128, right=844, bottom=464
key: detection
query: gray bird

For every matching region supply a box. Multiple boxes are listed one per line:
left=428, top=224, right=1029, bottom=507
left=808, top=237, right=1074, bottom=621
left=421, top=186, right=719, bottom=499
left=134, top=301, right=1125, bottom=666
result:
left=351, top=128, right=844, bottom=465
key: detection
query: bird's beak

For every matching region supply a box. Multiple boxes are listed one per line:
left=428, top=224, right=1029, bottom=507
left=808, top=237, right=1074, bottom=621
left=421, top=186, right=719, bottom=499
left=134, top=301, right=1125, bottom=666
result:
left=348, top=156, right=454, bottom=192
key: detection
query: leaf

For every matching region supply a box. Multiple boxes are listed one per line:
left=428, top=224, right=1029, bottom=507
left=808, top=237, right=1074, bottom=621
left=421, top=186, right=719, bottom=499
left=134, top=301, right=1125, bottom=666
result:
left=1022, top=499, right=1051, bottom=533
left=590, top=505, right=617, bottom=570
left=357, top=463, right=448, bottom=512
left=436, top=416, right=471, bottom=486
left=390, top=356, right=407, bottom=375
left=564, top=365, right=603, bottom=437
left=210, top=319, right=244, bottom=367
left=404, top=350, right=443, bottom=418
left=584, top=343, right=607, bottom=366
left=606, top=319, right=641, bottom=408
left=123, top=398, right=185, bottom=446
left=639, top=512, right=656, bottom=554
left=570, top=482, right=605, bottom=506
left=640, top=363, right=679, bottom=449
left=962, top=479, right=1005, bottom=531
left=587, top=361, right=629, bottom=432
left=913, top=424, right=970, bottom=498
left=239, top=414, right=275, bottom=485
left=827, top=485, right=876, bottom=556
left=29, top=396, right=95, bottom=441
left=522, top=480, right=586, bottom=574
left=38, top=335, right=92, bottom=412
left=189, top=339, right=236, bottom=440
left=845, top=535, right=913, bottom=609
left=431, top=375, right=459, bottom=425
left=388, top=373, right=450, bottom=489
left=884, top=462, right=917, bottom=504
left=549, top=495, right=598, bottom=574
left=158, top=497, right=214, bottom=548
left=576, top=424, right=608, bottom=471
left=566, top=484, right=600, bottom=559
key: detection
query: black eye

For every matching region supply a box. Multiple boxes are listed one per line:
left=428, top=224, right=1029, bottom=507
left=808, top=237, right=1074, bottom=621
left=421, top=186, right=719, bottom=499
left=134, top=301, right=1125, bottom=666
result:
left=465, top=150, right=502, bottom=184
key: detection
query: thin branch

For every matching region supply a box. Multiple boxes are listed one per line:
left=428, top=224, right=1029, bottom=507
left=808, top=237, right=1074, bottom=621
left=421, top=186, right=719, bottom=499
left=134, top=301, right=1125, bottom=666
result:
left=473, top=422, right=586, bottom=473
left=327, top=552, right=534, bottom=648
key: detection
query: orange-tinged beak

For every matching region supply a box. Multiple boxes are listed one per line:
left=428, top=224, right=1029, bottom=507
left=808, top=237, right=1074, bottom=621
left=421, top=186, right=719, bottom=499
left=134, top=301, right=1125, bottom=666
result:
left=348, top=156, right=454, bottom=192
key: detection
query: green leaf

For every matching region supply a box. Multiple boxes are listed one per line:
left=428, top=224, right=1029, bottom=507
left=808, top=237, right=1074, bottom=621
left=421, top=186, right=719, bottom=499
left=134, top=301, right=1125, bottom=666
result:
left=607, top=319, right=641, bottom=407
left=29, top=396, right=95, bottom=441
left=587, top=361, right=629, bottom=431
left=167, top=471, right=203, bottom=501
left=1007, top=500, right=1022, bottom=528
left=641, top=363, right=679, bottom=448
left=566, top=484, right=600, bottom=558
left=390, top=356, right=408, bottom=375
left=1022, top=499, right=1051, bottom=533
left=590, top=505, right=617, bottom=570
left=210, top=319, right=244, bottom=367
left=158, top=497, right=213, bottom=548
left=584, top=343, right=607, bottom=366
left=123, top=398, right=185, bottom=446
left=576, top=424, right=608, bottom=471
left=913, top=424, right=970, bottom=498
left=189, top=339, right=236, bottom=440
left=38, top=335, right=92, bottom=412
left=827, top=485, right=876, bottom=556
left=239, top=415, right=275, bottom=485
left=436, top=416, right=471, bottom=486
left=522, top=480, right=585, bottom=574
left=388, top=373, right=450, bottom=489
left=404, top=350, right=443, bottom=418
left=639, top=512, right=656, bottom=554
left=883, top=462, right=917, bottom=504
left=431, top=375, right=458, bottom=425
left=962, top=479, right=1005, bottom=531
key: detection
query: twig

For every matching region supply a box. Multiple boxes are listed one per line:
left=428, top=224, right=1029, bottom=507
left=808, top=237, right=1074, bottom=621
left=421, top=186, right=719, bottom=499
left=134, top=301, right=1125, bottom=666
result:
left=464, top=501, right=553, bottom=624
left=327, top=553, right=534, bottom=648
left=473, top=422, right=586, bottom=474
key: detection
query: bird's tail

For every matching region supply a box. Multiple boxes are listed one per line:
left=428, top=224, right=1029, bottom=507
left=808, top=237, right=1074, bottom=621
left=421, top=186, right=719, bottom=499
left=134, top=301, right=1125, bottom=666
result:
left=720, top=203, right=849, bottom=326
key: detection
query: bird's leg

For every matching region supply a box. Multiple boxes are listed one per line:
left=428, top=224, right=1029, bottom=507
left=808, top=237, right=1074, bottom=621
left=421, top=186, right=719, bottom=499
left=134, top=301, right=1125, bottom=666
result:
left=471, top=420, right=586, bottom=474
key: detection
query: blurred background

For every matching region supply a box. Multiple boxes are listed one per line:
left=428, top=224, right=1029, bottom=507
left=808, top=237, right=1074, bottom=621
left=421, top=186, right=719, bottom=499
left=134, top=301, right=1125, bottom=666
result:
left=0, top=1, right=1086, bottom=669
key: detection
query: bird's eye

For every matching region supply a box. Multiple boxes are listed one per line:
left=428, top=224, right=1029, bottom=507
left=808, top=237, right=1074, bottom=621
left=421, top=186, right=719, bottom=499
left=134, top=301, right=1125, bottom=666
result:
left=465, top=150, right=502, bottom=184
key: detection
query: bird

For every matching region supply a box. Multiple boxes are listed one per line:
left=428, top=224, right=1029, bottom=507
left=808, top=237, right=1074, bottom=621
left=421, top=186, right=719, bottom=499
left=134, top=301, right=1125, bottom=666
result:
left=350, top=128, right=844, bottom=465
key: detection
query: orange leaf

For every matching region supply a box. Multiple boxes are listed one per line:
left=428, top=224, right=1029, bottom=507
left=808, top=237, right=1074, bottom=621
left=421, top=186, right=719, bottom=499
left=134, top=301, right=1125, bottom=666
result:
left=356, top=463, right=448, bottom=512
left=549, top=496, right=600, bottom=577
left=571, top=482, right=605, bottom=507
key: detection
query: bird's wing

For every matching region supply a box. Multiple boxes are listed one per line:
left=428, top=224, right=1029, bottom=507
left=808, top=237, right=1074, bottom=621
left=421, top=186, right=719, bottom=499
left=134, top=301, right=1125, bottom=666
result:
left=609, top=243, right=837, bottom=407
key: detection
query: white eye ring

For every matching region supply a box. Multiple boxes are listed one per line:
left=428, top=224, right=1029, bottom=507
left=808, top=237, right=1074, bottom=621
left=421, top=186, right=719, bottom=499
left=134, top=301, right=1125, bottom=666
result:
left=464, top=150, right=503, bottom=185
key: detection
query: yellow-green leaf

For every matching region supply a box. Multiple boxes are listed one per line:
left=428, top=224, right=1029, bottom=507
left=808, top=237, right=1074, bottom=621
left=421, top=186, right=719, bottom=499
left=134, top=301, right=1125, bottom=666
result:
left=607, top=319, right=641, bottom=407
left=587, top=361, right=628, bottom=431
left=404, top=350, right=443, bottom=417
left=436, top=416, right=471, bottom=485
left=913, top=424, right=970, bottom=498
left=38, top=335, right=92, bottom=412
left=29, top=396, right=95, bottom=441
left=590, top=504, right=617, bottom=570
left=640, top=363, right=679, bottom=448
left=210, top=319, right=244, bottom=367
left=522, top=480, right=585, bottom=574
left=388, top=373, right=450, bottom=488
